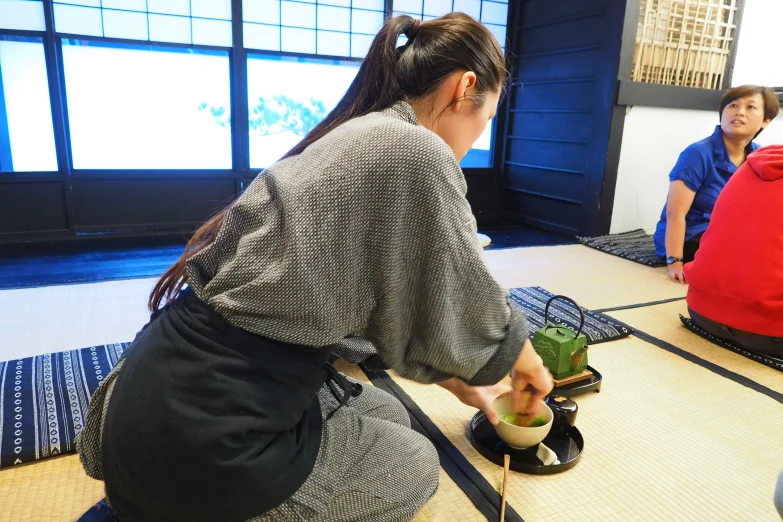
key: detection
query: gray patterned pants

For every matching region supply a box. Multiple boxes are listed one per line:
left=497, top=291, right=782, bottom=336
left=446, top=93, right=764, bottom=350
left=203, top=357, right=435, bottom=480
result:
left=253, top=376, right=440, bottom=522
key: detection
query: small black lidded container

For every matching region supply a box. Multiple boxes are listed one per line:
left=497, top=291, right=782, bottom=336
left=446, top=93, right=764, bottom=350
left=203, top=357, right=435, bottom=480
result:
left=547, top=395, right=578, bottom=436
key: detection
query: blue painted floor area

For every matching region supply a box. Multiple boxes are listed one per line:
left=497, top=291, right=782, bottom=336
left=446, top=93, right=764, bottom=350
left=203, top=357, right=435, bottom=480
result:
left=0, top=226, right=574, bottom=290
left=0, top=237, right=187, bottom=290
left=482, top=227, right=576, bottom=250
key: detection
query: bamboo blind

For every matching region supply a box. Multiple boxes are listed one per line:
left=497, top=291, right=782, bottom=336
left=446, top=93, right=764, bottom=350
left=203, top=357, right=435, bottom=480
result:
left=632, top=0, right=739, bottom=90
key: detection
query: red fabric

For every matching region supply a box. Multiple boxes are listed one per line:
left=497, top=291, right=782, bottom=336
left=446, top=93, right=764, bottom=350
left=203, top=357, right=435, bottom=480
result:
left=684, top=145, right=783, bottom=337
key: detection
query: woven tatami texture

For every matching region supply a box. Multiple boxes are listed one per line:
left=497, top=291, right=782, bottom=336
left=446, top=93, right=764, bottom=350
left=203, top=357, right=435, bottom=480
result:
left=608, top=300, right=783, bottom=394
left=483, top=245, right=686, bottom=311
left=382, top=336, right=783, bottom=522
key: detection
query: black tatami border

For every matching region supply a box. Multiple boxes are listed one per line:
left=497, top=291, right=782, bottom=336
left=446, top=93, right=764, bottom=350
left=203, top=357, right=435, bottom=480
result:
left=594, top=296, right=686, bottom=313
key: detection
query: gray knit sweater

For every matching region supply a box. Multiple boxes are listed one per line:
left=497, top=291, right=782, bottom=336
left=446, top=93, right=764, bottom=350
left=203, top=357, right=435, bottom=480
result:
left=186, top=101, right=529, bottom=386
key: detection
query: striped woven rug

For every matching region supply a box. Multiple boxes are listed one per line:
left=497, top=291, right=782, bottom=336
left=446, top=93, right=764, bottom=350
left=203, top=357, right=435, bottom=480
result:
left=509, top=287, right=631, bottom=344
left=577, top=229, right=665, bottom=267
left=680, top=316, right=783, bottom=373
left=0, top=343, right=128, bottom=468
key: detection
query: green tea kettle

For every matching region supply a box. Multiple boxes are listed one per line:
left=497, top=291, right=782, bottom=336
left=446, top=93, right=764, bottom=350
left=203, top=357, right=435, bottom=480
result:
left=532, top=296, right=588, bottom=380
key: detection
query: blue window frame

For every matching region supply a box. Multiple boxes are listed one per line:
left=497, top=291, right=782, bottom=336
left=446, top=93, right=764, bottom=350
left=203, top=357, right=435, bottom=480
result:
left=0, top=35, right=58, bottom=172
left=61, top=39, right=232, bottom=169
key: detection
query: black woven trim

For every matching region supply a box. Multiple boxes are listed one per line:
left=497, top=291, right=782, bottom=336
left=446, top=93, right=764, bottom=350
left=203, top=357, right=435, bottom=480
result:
left=594, top=297, right=687, bottom=313
left=359, top=365, right=525, bottom=522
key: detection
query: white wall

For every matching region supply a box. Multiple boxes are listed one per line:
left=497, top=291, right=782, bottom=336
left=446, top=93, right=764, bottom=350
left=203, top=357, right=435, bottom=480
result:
left=610, top=108, right=783, bottom=234
left=732, top=0, right=783, bottom=87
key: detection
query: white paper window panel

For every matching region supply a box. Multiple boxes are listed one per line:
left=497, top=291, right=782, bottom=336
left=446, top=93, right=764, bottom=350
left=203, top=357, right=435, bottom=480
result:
left=192, top=18, right=232, bottom=46
left=243, top=0, right=280, bottom=25
left=453, top=0, right=480, bottom=19
left=351, top=33, right=374, bottom=58
left=54, top=0, right=101, bottom=7
left=317, top=5, right=350, bottom=32
left=54, top=4, right=104, bottom=36
left=281, top=1, right=316, bottom=29
left=102, top=9, right=148, bottom=40
left=147, top=0, right=191, bottom=16
left=282, top=27, right=316, bottom=54
left=481, top=1, right=508, bottom=25
left=394, top=0, right=423, bottom=14
left=423, top=0, right=452, bottom=17
left=0, top=0, right=46, bottom=31
left=316, top=0, right=350, bottom=6
left=351, top=9, right=384, bottom=35
left=190, top=0, right=231, bottom=20
left=317, top=31, right=350, bottom=57
left=243, top=22, right=280, bottom=50
left=392, top=11, right=420, bottom=18
left=101, top=0, right=147, bottom=11
left=351, top=0, right=383, bottom=10
left=148, top=14, right=192, bottom=44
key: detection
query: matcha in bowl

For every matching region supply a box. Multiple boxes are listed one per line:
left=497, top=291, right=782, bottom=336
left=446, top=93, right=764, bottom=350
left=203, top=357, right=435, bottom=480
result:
left=492, top=394, right=553, bottom=449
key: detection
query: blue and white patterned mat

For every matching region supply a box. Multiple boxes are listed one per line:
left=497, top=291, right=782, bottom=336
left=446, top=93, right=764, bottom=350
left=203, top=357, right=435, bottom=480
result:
left=0, top=343, right=129, bottom=468
left=680, top=316, right=783, bottom=373
left=577, top=229, right=665, bottom=267
left=509, top=287, right=632, bottom=344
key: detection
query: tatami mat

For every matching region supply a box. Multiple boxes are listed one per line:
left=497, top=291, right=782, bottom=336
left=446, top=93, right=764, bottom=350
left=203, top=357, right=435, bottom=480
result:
left=484, top=245, right=686, bottom=310
left=0, top=278, right=155, bottom=361
left=607, top=300, right=783, bottom=395
left=380, top=336, right=783, bottom=522
left=0, top=455, right=104, bottom=522
left=0, top=244, right=778, bottom=522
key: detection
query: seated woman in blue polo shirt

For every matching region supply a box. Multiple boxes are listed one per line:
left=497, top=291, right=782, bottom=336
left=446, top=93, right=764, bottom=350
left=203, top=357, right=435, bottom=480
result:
left=653, top=85, right=779, bottom=283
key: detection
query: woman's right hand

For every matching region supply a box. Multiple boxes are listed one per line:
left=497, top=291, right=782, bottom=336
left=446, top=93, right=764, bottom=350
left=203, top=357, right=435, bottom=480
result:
left=509, top=339, right=553, bottom=414
left=668, top=262, right=686, bottom=284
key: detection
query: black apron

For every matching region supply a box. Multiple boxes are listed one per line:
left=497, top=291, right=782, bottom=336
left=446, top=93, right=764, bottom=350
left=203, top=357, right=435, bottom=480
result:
left=101, top=288, right=359, bottom=521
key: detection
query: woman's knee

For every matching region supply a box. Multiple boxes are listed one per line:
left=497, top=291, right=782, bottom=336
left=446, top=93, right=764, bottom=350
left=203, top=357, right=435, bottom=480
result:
left=350, top=381, right=411, bottom=429
left=775, top=469, right=783, bottom=518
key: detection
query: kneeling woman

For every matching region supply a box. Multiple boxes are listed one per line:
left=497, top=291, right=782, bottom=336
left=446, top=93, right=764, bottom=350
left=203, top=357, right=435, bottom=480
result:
left=685, top=145, right=783, bottom=359
left=76, top=14, right=553, bottom=522
left=653, top=85, right=778, bottom=283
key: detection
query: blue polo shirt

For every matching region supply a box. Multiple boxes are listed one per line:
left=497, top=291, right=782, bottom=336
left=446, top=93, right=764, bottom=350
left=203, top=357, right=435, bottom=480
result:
left=653, top=126, right=760, bottom=258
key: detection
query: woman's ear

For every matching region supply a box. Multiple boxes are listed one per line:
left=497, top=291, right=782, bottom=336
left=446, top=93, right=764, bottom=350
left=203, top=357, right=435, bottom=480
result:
left=761, top=119, right=771, bottom=129
left=453, top=71, right=477, bottom=111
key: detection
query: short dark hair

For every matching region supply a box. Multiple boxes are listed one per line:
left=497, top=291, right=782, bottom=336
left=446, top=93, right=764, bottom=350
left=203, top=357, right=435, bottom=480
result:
left=720, top=85, right=780, bottom=123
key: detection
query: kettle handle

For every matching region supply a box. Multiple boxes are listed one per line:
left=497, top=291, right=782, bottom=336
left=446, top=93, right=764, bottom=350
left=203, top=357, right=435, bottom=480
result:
left=544, top=295, right=585, bottom=340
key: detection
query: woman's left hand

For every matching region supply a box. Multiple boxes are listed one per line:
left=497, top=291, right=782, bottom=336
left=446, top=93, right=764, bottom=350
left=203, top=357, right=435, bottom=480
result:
left=437, top=378, right=512, bottom=425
